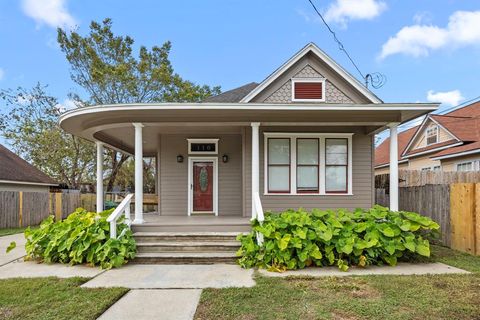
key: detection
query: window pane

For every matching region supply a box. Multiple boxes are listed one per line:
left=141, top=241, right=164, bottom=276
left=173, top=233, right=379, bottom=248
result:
left=297, top=166, right=318, bottom=191
left=326, top=139, right=347, bottom=165
left=326, top=166, right=347, bottom=192
left=268, top=139, right=290, bottom=164
left=268, top=166, right=290, bottom=191
left=297, top=139, right=319, bottom=165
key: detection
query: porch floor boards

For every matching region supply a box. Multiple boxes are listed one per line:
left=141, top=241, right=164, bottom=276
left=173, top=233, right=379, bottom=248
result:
left=140, top=213, right=251, bottom=226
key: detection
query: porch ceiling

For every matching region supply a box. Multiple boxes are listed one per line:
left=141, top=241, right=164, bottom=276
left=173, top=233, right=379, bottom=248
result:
left=59, top=103, right=438, bottom=155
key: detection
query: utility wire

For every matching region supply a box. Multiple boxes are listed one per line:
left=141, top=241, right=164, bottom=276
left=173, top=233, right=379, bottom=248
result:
left=307, top=0, right=386, bottom=89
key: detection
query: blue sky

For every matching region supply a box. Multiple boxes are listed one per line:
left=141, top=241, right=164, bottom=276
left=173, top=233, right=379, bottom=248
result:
left=0, top=0, right=480, bottom=135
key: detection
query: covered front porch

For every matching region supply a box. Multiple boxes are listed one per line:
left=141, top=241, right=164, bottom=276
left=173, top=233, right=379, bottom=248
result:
left=59, top=103, right=437, bottom=226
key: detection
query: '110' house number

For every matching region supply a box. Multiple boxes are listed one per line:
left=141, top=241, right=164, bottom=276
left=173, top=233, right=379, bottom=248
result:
left=190, top=143, right=216, bottom=152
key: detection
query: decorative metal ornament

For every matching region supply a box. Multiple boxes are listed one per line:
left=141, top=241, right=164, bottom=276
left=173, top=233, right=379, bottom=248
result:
left=199, top=167, right=208, bottom=192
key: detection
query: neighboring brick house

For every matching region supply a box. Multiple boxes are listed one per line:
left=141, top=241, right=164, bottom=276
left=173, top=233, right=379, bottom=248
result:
left=375, top=100, right=480, bottom=174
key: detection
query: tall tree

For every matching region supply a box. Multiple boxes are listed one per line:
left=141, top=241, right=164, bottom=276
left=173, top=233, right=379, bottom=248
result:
left=0, top=84, right=95, bottom=188
left=57, top=19, right=220, bottom=191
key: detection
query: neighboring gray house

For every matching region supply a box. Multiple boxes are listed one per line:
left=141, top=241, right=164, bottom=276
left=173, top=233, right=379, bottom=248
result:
left=0, top=144, right=58, bottom=192
left=59, top=43, right=437, bottom=224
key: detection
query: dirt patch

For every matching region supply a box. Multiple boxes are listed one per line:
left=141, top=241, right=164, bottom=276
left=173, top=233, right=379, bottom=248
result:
left=0, top=307, right=14, bottom=319
left=331, top=311, right=360, bottom=320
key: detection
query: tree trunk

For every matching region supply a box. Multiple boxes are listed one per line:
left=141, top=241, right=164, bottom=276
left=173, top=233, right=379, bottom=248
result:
left=106, top=150, right=129, bottom=191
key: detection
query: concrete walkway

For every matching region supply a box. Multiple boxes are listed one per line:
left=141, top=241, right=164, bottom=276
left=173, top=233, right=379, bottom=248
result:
left=259, top=262, right=469, bottom=277
left=0, top=259, right=104, bottom=279
left=0, top=233, right=26, bottom=266
left=82, top=264, right=255, bottom=289
left=98, top=289, right=202, bottom=320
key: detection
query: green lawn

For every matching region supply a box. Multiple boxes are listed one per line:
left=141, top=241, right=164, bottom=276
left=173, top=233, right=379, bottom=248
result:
left=0, top=277, right=127, bottom=320
left=195, top=245, right=480, bottom=320
left=0, top=227, right=29, bottom=237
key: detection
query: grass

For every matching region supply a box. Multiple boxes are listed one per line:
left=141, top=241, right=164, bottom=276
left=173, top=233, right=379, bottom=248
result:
left=195, top=245, right=480, bottom=320
left=0, top=227, right=29, bottom=237
left=0, top=277, right=128, bottom=320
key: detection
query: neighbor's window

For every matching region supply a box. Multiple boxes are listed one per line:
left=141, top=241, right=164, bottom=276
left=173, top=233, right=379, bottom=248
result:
left=426, top=125, right=438, bottom=145
left=292, top=79, right=325, bottom=101
left=267, top=138, right=290, bottom=193
left=433, top=166, right=441, bottom=171
left=456, top=161, right=475, bottom=172
left=296, top=138, right=319, bottom=193
left=325, top=138, right=348, bottom=193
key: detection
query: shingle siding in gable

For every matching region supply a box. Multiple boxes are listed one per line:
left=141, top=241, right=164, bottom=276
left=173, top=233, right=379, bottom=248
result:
left=263, top=64, right=353, bottom=104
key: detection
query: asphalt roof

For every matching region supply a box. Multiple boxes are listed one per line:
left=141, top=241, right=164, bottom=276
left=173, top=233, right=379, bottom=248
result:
left=203, top=82, right=258, bottom=103
left=0, top=144, right=57, bottom=185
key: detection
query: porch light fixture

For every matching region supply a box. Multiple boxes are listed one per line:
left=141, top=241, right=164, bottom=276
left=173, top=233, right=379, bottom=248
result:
left=222, top=154, right=229, bottom=163
left=177, top=154, right=184, bottom=163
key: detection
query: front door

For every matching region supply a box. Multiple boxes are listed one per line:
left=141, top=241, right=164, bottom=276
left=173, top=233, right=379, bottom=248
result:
left=189, top=159, right=217, bottom=215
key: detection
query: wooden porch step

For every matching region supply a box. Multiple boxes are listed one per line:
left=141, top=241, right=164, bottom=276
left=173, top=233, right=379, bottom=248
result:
left=136, top=241, right=240, bottom=253
left=133, top=231, right=242, bottom=242
left=132, top=224, right=251, bottom=233
left=132, top=252, right=238, bottom=264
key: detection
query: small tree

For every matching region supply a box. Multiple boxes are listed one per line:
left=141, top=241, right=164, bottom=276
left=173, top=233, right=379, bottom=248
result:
left=0, top=84, right=95, bottom=188
left=57, top=18, right=220, bottom=191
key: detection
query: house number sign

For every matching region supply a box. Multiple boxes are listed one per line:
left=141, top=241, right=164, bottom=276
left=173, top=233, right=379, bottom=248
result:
left=190, top=143, right=216, bottom=153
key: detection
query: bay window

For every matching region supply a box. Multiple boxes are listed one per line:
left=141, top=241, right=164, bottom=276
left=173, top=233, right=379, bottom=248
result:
left=264, top=133, right=352, bottom=195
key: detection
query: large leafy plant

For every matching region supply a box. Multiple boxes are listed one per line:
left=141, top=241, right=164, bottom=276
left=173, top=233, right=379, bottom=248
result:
left=237, top=206, right=439, bottom=271
left=25, top=208, right=136, bottom=269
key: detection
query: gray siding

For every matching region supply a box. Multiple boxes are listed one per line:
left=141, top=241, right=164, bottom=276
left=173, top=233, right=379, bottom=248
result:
left=160, top=134, right=243, bottom=216
left=0, top=183, right=50, bottom=192
left=244, top=126, right=374, bottom=216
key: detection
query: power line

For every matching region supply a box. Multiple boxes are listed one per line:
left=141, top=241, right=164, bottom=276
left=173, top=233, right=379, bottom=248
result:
left=306, top=0, right=386, bottom=89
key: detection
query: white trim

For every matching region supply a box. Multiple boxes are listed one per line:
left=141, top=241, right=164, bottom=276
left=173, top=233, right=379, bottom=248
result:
left=187, top=138, right=219, bottom=155
left=0, top=180, right=58, bottom=187
left=431, top=148, right=480, bottom=160
left=240, top=43, right=382, bottom=104
left=402, top=142, right=463, bottom=159
left=59, top=103, right=439, bottom=124
left=263, top=132, right=353, bottom=196
left=187, top=157, right=218, bottom=216
left=291, top=78, right=326, bottom=102
left=133, top=122, right=144, bottom=224
left=96, top=141, right=104, bottom=213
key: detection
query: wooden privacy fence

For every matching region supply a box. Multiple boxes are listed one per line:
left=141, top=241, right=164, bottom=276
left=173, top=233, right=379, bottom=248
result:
left=376, top=185, right=451, bottom=246
left=375, top=170, right=480, bottom=188
left=376, top=183, right=480, bottom=255
left=0, top=190, right=81, bottom=229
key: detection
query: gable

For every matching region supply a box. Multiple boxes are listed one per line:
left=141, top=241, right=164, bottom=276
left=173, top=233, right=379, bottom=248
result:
left=242, top=43, right=381, bottom=104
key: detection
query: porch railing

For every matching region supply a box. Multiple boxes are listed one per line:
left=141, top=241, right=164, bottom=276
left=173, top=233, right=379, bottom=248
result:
left=106, top=193, right=133, bottom=239
left=253, top=192, right=264, bottom=245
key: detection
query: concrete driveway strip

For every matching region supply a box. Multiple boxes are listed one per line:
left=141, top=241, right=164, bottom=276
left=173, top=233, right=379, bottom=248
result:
left=98, top=289, right=201, bottom=320
left=82, top=264, right=255, bottom=289
left=0, top=260, right=104, bottom=279
left=0, top=233, right=27, bottom=266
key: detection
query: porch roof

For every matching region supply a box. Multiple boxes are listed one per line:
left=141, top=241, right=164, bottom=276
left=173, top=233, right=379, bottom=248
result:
left=59, top=102, right=438, bottom=155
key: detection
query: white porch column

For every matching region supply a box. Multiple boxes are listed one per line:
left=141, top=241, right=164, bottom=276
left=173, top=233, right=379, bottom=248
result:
left=251, top=122, right=260, bottom=219
left=96, top=142, right=104, bottom=213
left=133, top=123, right=144, bottom=224
left=389, top=122, right=399, bottom=211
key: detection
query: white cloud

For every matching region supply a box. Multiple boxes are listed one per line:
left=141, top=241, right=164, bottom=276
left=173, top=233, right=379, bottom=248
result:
left=324, top=0, right=387, bottom=27
left=0, top=68, right=4, bottom=81
left=21, top=0, right=76, bottom=29
left=427, top=90, right=464, bottom=106
left=55, top=98, right=78, bottom=113
left=380, top=11, right=480, bottom=59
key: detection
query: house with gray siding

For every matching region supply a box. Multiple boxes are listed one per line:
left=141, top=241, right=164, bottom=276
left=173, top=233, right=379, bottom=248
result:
left=59, top=43, right=437, bottom=263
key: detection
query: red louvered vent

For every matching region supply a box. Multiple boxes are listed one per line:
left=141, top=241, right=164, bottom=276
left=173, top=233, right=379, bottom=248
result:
left=294, top=82, right=323, bottom=100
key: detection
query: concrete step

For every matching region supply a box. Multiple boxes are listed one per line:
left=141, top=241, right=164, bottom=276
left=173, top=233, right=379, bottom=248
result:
left=133, top=231, right=243, bottom=242
left=132, top=224, right=251, bottom=233
left=132, top=252, right=238, bottom=264
left=136, top=241, right=241, bottom=253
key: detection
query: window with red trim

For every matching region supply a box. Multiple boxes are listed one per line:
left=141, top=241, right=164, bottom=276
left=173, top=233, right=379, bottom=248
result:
left=296, top=138, right=319, bottom=193
left=325, top=138, right=348, bottom=193
left=267, top=138, right=290, bottom=193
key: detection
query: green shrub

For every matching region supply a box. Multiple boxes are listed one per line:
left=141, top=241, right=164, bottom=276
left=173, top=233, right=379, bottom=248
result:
left=25, top=208, right=136, bottom=269
left=237, top=205, right=439, bottom=271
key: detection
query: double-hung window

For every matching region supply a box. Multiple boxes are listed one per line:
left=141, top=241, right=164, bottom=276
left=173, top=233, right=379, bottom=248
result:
left=265, top=133, right=352, bottom=195
left=426, top=125, right=438, bottom=145
left=267, top=138, right=290, bottom=193
left=296, top=139, right=319, bottom=193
